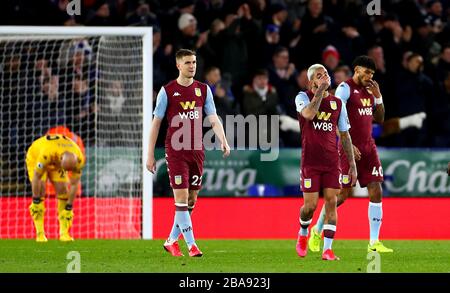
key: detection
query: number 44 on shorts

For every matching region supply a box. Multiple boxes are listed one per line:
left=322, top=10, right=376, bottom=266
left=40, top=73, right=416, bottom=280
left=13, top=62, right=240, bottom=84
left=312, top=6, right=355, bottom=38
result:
left=372, top=166, right=383, bottom=177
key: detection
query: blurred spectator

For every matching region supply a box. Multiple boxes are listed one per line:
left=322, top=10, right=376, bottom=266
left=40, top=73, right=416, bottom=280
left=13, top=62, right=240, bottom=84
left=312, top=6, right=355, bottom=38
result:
left=242, top=69, right=279, bottom=116
left=296, top=68, right=309, bottom=92
left=0, top=51, right=29, bottom=184
left=402, top=50, right=414, bottom=69
left=174, top=13, right=209, bottom=78
left=322, top=45, right=340, bottom=81
left=46, top=0, right=80, bottom=26
left=104, top=80, right=125, bottom=114
left=126, top=0, right=159, bottom=26
left=159, top=0, right=197, bottom=43
left=429, top=71, right=450, bottom=148
left=86, top=1, right=119, bottom=26
left=204, top=66, right=237, bottom=146
left=175, top=13, right=206, bottom=51
left=219, top=4, right=261, bottom=97
left=242, top=69, right=280, bottom=145
left=267, top=2, right=299, bottom=49
left=367, top=44, right=396, bottom=122
left=235, top=3, right=264, bottom=80
left=204, top=66, right=236, bottom=122
left=368, top=45, right=386, bottom=74
left=34, top=56, right=64, bottom=131
left=201, top=18, right=226, bottom=69
left=377, top=13, right=410, bottom=75
left=294, top=0, right=335, bottom=68
left=331, top=65, right=351, bottom=93
left=268, top=46, right=297, bottom=117
left=433, top=71, right=450, bottom=146
left=285, top=67, right=309, bottom=114
left=409, top=19, right=441, bottom=64
left=393, top=53, right=433, bottom=146
left=263, top=24, right=282, bottom=66
left=435, top=44, right=450, bottom=82
left=153, top=26, right=173, bottom=90
left=68, top=75, right=96, bottom=145
left=425, top=0, right=445, bottom=34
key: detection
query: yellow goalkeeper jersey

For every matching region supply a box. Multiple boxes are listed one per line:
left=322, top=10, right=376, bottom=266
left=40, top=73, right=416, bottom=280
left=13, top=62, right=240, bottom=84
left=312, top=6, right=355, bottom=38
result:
left=26, top=134, right=85, bottom=181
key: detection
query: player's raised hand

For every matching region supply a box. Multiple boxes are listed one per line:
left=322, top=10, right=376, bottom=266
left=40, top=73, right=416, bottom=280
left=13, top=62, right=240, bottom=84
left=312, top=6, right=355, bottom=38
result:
left=349, top=164, right=358, bottom=186
left=221, top=142, right=231, bottom=158
left=353, top=145, right=361, bottom=161
left=146, top=156, right=156, bottom=174
left=366, top=80, right=381, bottom=98
left=317, top=74, right=331, bottom=91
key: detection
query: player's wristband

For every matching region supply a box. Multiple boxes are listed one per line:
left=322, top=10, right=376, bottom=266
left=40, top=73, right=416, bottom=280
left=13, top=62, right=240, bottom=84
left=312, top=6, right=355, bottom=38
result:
left=375, top=96, right=383, bottom=105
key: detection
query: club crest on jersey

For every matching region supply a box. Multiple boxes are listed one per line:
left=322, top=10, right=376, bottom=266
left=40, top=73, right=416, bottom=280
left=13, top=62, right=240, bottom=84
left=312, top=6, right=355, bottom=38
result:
left=342, top=175, right=350, bottom=184
left=304, top=179, right=311, bottom=189
left=330, top=100, right=337, bottom=110
left=175, top=175, right=182, bottom=185
left=195, top=88, right=201, bottom=97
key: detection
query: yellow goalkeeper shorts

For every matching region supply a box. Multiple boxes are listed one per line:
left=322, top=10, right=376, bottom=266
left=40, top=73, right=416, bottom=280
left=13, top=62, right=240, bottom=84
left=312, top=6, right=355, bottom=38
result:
left=26, top=156, right=68, bottom=183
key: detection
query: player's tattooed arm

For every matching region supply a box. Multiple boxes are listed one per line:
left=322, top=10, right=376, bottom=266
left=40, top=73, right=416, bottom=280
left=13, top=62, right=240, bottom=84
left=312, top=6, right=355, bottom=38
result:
left=340, top=131, right=358, bottom=186
left=302, top=75, right=330, bottom=120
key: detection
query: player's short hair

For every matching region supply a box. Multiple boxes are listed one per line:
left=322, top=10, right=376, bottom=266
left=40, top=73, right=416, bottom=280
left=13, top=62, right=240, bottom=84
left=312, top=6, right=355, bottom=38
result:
left=307, top=64, right=327, bottom=81
left=352, top=55, right=376, bottom=71
left=175, top=49, right=196, bottom=61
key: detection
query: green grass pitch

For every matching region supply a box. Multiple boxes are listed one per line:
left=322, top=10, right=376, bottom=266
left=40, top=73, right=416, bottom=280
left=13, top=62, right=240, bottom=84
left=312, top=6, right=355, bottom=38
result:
left=0, top=239, right=449, bottom=273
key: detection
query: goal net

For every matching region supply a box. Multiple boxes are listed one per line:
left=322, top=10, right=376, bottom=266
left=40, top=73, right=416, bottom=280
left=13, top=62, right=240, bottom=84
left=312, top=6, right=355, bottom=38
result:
left=0, top=27, right=152, bottom=239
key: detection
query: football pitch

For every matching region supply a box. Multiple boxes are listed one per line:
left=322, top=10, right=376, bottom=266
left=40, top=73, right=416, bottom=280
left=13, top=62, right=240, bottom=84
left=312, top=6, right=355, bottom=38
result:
left=0, top=239, right=449, bottom=273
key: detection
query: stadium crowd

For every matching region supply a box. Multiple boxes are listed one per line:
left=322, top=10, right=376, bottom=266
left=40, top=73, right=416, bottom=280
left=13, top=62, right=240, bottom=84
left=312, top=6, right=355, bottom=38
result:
left=0, top=0, right=449, bottom=149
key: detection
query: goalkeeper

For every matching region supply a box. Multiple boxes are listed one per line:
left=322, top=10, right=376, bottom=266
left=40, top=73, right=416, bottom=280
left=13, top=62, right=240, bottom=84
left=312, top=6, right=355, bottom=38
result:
left=26, top=134, right=85, bottom=242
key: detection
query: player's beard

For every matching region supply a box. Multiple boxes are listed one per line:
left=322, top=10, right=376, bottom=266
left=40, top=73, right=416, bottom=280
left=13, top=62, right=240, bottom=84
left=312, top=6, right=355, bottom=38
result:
left=358, top=75, right=367, bottom=86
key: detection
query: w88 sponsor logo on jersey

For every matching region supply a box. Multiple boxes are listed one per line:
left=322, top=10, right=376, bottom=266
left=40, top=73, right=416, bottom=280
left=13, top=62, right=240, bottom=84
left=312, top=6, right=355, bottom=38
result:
left=313, top=121, right=333, bottom=132
left=179, top=101, right=200, bottom=120
left=179, top=110, right=200, bottom=120
left=313, top=111, right=333, bottom=132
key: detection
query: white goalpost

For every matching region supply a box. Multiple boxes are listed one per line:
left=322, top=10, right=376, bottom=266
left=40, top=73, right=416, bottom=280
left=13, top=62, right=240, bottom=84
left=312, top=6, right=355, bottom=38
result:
left=0, top=26, right=153, bottom=240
